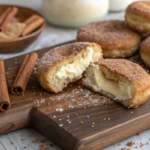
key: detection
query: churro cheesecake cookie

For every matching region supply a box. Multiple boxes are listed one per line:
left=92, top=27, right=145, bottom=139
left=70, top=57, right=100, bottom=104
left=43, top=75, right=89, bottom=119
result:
left=77, top=20, right=141, bottom=58
left=37, top=42, right=103, bottom=93
left=82, top=59, right=150, bottom=108
left=125, top=1, right=150, bottom=36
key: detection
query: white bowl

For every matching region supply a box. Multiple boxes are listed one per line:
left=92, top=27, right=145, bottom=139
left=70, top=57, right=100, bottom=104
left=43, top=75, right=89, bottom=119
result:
left=42, top=0, right=109, bottom=28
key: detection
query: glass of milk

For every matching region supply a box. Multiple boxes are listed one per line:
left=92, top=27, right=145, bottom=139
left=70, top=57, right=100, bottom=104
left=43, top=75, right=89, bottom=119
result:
left=42, top=0, right=109, bottom=28
left=109, top=0, right=137, bottom=12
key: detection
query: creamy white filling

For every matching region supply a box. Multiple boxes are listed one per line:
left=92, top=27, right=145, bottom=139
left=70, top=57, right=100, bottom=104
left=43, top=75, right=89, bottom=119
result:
left=55, top=47, right=94, bottom=81
left=84, top=64, right=133, bottom=100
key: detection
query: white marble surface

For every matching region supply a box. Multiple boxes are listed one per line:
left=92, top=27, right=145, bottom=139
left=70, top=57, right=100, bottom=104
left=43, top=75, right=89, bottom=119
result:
left=0, top=0, right=150, bottom=150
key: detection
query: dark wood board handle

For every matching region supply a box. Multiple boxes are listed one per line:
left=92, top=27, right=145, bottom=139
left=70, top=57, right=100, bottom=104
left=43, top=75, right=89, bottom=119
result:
left=31, top=102, right=150, bottom=150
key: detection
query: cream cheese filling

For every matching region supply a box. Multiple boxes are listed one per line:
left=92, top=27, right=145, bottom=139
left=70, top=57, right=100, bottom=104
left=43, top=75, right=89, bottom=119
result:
left=55, top=47, right=94, bottom=81
left=83, top=64, right=133, bottom=100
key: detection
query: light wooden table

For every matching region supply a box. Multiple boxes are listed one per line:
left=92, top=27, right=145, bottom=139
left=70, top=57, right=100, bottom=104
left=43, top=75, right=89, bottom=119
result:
left=0, top=0, right=150, bottom=150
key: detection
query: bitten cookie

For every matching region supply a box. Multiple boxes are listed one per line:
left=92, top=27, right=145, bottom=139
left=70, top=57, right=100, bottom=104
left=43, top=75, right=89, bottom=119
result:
left=37, top=42, right=103, bottom=93
left=125, top=1, right=150, bottom=36
left=77, top=20, right=141, bottom=58
left=82, top=59, right=150, bottom=108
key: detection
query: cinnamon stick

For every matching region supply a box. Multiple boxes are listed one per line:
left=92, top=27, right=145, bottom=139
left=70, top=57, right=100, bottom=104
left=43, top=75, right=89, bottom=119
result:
left=22, top=15, right=44, bottom=36
left=0, top=60, right=11, bottom=112
left=11, top=52, right=38, bottom=95
left=0, top=7, right=18, bottom=31
left=24, top=15, right=39, bottom=25
left=0, top=7, right=12, bottom=25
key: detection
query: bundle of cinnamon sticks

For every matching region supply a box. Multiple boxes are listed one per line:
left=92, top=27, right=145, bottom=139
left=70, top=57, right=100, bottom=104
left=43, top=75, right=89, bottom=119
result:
left=0, top=7, right=18, bottom=31
left=0, top=52, right=38, bottom=112
left=0, top=6, right=44, bottom=41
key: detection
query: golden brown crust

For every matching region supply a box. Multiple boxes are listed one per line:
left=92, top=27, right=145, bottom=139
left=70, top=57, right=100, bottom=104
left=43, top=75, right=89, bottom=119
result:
left=125, top=1, right=150, bottom=35
left=140, top=36, right=150, bottom=55
left=126, top=1, right=150, bottom=20
left=125, top=15, right=150, bottom=35
left=98, top=59, right=148, bottom=83
left=98, top=59, right=150, bottom=108
left=37, top=42, right=103, bottom=93
left=38, top=42, right=102, bottom=74
left=77, top=20, right=141, bottom=58
left=140, top=36, right=150, bottom=67
left=103, top=46, right=138, bottom=58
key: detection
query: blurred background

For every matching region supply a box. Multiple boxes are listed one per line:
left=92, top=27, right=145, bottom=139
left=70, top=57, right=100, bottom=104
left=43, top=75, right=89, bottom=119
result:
left=0, top=0, right=137, bottom=27
left=0, top=0, right=137, bottom=59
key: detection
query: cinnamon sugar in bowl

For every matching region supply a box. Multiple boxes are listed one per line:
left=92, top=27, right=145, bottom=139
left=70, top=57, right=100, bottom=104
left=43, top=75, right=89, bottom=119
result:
left=0, top=5, right=45, bottom=53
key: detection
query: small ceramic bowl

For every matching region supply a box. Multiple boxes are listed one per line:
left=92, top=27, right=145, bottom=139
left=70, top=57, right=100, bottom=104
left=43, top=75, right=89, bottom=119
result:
left=42, top=0, right=109, bottom=28
left=0, top=5, right=45, bottom=53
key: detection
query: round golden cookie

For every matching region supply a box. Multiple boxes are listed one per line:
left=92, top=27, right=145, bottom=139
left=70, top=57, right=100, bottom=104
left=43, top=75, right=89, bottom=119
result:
left=77, top=20, right=141, bottom=58
left=125, top=1, right=150, bottom=36
left=140, top=36, right=150, bottom=68
left=82, top=59, right=150, bottom=108
left=37, top=42, right=103, bottom=93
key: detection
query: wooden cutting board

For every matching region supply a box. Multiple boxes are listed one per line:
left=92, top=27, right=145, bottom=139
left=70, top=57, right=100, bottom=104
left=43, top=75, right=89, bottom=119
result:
left=1, top=41, right=150, bottom=150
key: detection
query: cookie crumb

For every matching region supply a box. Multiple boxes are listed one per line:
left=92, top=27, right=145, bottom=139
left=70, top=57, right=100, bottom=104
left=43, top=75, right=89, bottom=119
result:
left=140, top=142, right=144, bottom=147
left=86, top=116, right=90, bottom=119
left=80, top=121, right=84, bottom=124
left=126, top=141, right=135, bottom=146
left=39, top=144, right=47, bottom=150
left=40, top=139, right=46, bottom=143
left=21, top=138, right=25, bottom=142
left=92, top=122, right=95, bottom=125
left=32, top=139, right=38, bottom=143
left=121, top=148, right=126, bottom=150
left=91, top=124, right=95, bottom=128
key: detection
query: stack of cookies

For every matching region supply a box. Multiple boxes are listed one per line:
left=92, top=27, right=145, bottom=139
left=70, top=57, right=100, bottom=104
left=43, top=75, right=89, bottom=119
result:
left=37, top=1, right=150, bottom=109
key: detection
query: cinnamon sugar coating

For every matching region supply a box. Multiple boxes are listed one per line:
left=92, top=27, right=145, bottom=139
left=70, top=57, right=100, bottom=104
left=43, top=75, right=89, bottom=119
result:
left=99, top=59, right=150, bottom=108
left=140, top=37, right=150, bottom=67
left=77, top=20, right=141, bottom=58
left=38, top=42, right=102, bottom=74
left=99, top=59, right=149, bottom=83
left=83, top=59, right=150, bottom=108
left=125, top=1, right=150, bottom=35
left=37, top=42, right=103, bottom=93
left=126, top=1, right=150, bottom=20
